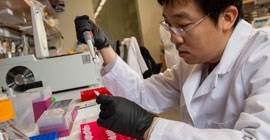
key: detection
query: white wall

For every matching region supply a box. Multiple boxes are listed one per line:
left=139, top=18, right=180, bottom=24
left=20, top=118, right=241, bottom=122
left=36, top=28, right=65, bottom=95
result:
left=96, top=0, right=142, bottom=47
left=57, top=0, right=94, bottom=53
left=137, top=0, right=163, bottom=63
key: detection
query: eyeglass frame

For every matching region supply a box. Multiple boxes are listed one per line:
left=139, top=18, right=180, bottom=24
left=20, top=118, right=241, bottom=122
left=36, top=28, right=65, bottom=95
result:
left=160, top=14, right=211, bottom=36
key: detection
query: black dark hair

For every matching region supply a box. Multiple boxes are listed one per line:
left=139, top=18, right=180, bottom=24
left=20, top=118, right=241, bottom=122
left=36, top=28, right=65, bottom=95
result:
left=157, top=0, right=243, bottom=28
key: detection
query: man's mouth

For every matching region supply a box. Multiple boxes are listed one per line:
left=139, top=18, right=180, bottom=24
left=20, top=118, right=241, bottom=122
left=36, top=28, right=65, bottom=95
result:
left=178, top=50, right=189, bottom=58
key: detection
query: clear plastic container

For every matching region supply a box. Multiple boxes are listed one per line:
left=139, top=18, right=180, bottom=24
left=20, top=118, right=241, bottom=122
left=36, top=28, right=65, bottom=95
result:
left=10, top=92, right=36, bottom=134
left=24, top=86, right=53, bottom=122
left=0, top=99, right=29, bottom=140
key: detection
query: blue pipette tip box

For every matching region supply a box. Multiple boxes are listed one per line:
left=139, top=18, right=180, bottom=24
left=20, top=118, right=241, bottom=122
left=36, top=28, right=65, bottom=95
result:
left=29, top=132, right=58, bottom=140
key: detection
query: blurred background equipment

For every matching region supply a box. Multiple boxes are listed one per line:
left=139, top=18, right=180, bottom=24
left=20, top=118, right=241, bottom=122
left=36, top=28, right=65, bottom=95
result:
left=0, top=52, right=99, bottom=93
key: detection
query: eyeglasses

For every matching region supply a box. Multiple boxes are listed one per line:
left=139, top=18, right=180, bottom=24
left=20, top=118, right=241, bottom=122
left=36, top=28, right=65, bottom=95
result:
left=160, top=14, right=210, bottom=36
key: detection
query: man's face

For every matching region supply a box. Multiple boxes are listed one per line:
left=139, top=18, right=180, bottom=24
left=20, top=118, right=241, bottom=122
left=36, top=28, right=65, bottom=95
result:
left=162, top=1, right=227, bottom=64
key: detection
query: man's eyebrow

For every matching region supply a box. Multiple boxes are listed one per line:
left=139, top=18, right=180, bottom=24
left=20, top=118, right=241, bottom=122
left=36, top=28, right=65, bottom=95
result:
left=173, top=12, right=191, bottom=20
left=162, top=12, right=191, bottom=20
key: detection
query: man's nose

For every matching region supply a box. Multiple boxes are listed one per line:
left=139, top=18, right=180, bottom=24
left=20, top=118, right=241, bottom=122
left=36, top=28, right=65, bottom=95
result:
left=170, top=30, right=184, bottom=45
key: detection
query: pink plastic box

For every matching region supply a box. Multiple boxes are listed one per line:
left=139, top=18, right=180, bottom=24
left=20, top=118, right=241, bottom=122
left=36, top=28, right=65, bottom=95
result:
left=37, top=99, right=78, bottom=138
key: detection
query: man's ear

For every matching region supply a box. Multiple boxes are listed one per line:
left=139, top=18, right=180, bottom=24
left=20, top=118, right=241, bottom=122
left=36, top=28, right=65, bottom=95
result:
left=220, top=6, right=238, bottom=31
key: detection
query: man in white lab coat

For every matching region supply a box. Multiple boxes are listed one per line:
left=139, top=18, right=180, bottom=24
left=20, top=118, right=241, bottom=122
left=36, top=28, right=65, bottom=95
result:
left=74, top=0, right=270, bottom=139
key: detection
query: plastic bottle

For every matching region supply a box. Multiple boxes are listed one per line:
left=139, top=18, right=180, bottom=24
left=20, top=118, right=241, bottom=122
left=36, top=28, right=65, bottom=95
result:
left=22, top=34, right=29, bottom=55
left=0, top=99, right=29, bottom=140
left=11, top=41, right=16, bottom=57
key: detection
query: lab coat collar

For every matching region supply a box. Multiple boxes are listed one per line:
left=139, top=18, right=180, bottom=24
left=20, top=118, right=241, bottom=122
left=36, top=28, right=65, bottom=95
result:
left=182, top=64, right=204, bottom=101
left=182, top=63, right=204, bottom=121
left=218, top=20, right=252, bottom=75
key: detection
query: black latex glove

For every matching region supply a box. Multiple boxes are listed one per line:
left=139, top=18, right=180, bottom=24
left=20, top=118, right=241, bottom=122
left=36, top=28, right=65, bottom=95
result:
left=74, top=15, right=112, bottom=50
left=96, top=95, right=156, bottom=140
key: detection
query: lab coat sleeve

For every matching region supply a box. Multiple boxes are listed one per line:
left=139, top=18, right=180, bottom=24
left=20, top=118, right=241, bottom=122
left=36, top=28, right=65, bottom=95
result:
left=149, top=99, right=269, bottom=140
left=149, top=118, right=243, bottom=140
left=102, top=56, right=182, bottom=113
left=232, top=41, right=270, bottom=140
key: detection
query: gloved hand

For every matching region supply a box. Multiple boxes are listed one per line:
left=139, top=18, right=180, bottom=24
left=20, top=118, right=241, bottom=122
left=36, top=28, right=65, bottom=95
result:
left=74, top=15, right=112, bottom=50
left=96, top=95, right=156, bottom=140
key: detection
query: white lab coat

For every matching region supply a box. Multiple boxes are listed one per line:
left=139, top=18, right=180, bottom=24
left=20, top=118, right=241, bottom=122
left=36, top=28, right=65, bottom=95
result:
left=159, top=25, right=180, bottom=68
left=122, top=37, right=148, bottom=79
left=101, top=20, right=270, bottom=139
